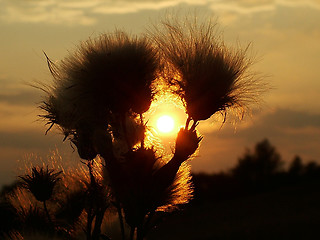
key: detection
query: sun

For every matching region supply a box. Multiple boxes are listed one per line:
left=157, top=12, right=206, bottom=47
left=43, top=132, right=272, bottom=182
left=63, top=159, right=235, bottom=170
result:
left=157, top=115, right=175, bottom=133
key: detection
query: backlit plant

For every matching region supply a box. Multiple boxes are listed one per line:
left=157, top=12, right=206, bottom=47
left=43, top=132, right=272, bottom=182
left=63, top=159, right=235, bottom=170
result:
left=8, top=16, right=264, bottom=240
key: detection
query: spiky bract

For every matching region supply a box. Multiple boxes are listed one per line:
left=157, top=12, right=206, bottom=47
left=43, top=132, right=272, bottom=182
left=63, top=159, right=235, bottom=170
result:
left=20, top=167, right=62, bottom=202
left=152, top=17, right=262, bottom=121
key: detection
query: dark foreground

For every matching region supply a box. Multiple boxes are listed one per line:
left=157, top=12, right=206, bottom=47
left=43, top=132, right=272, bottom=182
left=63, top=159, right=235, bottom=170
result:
left=149, top=182, right=320, bottom=240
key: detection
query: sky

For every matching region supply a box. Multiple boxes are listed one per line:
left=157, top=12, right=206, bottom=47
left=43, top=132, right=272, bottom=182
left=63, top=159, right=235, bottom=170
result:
left=0, top=0, right=320, bottom=187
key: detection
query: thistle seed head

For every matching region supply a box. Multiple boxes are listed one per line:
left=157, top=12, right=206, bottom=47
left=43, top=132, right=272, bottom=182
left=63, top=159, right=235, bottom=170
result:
left=40, top=31, right=159, bottom=135
left=151, top=17, right=264, bottom=121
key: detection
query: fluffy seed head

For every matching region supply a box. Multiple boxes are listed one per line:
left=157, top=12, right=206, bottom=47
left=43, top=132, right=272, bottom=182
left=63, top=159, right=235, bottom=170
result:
left=40, top=31, right=159, bottom=136
left=151, top=17, right=264, bottom=121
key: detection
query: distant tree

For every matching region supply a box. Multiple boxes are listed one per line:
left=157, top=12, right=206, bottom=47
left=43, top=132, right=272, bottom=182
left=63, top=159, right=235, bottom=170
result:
left=288, top=155, right=304, bottom=176
left=304, top=161, right=320, bottom=180
left=232, top=139, right=283, bottom=189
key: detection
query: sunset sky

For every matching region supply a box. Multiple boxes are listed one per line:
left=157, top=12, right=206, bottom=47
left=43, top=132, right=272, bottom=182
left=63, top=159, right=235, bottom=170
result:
left=1, top=0, right=320, bottom=187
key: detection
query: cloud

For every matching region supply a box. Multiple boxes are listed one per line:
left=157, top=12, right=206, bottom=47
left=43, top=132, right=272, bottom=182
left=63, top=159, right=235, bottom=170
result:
left=1, top=0, right=320, bottom=26
left=0, top=85, right=40, bottom=107
left=0, top=129, right=62, bottom=149
left=259, top=109, right=320, bottom=129
left=211, top=0, right=320, bottom=14
left=214, top=108, right=320, bottom=141
left=92, top=1, right=180, bottom=14
left=0, top=79, right=42, bottom=132
left=190, top=107, right=320, bottom=173
left=210, top=0, right=320, bottom=27
left=0, top=0, right=96, bottom=25
left=210, top=0, right=275, bottom=15
left=230, top=108, right=320, bottom=159
left=0, top=0, right=207, bottom=25
left=278, top=0, right=320, bottom=9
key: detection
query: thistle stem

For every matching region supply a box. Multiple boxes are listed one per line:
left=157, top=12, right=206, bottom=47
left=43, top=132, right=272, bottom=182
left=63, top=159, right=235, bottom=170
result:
left=116, top=204, right=126, bottom=240
left=43, top=200, right=52, bottom=224
left=92, top=208, right=106, bottom=240
left=190, top=120, right=198, bottom=131
left=87, top=160, right=96, bottom=186
left=143, top=211, right=155, bottom=236
left=152, top=155, right=182, bottom=194
left=140, top=113, right=145, bottom=149
left=130, top=227, right=135, bottom=240
left=86, top=210, right=94, bottom=240
left=121, top=115, right=132, bottom=150
left=86, top=159, right=96, bottom=240
left=185, top=116, right=191, bottom=129
left=137, top=224, right=144, bottom=240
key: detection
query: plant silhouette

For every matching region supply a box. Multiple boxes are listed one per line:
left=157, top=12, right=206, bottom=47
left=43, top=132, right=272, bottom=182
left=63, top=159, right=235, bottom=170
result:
left=2, top=16, right=264, bottom=240
left=3, top=139, right=320, bottom=239
left=19, top=166, right=62, bottom=224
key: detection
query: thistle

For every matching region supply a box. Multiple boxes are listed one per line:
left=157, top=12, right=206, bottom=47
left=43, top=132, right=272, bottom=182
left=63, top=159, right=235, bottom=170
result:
left=40, top=31, right=159, bottom=131
left=20, top=166, right=62, bottom=203
left=20, top=166, right=62, bottom=223
left=32, top=16, right=266, bottom=240
left=151, top=17, right=263, bottom=123
left=39, top=31, right=160, bottom=166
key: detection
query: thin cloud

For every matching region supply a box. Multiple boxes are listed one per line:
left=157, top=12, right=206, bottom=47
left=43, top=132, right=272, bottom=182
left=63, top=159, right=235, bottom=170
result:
left=0, top=0, right=96, bottom=25
left=210, top=1, right=275, bottom=15
left=0, top=79, right=41, bottom=106
left=211, top=0, right=320, bottom=13
left=278, top=0, right=320, bottom=10
left=0, top=0, right=207, bottom=25
left=92, top=1, right=179, bottom=15
left=1, top=0, right=319, bottom=25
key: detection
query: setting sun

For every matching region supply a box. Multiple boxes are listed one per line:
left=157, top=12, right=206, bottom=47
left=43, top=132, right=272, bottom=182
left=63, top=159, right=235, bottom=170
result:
left=157, top=115, right=175, bottom=133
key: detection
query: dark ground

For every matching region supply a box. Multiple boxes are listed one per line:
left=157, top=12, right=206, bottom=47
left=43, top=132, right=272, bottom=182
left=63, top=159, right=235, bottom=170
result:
left=148, top=182, right=320, bottom=240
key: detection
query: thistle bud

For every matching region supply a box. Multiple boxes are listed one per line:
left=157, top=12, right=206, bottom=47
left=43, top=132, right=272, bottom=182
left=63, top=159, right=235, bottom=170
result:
left=20, top=167, right=62, bottom=202
left=175, top=127, right=202, bottom=162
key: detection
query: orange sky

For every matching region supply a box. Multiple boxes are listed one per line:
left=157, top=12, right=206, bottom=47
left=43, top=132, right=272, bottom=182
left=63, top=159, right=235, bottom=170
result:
left=1, top=0, right=320, bottom=187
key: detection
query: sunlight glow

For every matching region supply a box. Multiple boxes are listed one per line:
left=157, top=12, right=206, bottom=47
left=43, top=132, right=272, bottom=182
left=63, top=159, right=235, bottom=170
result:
left=157, top=115, right=175, bottom=133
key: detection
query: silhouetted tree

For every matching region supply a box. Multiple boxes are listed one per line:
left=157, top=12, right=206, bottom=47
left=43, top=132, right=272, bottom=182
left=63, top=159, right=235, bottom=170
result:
left=303, top=161, right=320, bottom=181
left=288, top=155, right=303, bottom=176
left=232, top=139, right=283, bottom=191
left=287, top=155, right=304, bottom=185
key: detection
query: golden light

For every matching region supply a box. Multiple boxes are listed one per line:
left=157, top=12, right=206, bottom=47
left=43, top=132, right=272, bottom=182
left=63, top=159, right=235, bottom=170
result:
left=157, top=115, right=175, bottom=133
left=144, top=90, right=187, bottom=139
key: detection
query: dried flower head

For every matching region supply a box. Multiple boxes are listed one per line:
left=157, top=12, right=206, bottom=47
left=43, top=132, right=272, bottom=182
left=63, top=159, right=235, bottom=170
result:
left=40, top=31, right=159, bottom=135
left=151, top=17, right=263, bottom=121
left=20, top=166, right=62, bottom=202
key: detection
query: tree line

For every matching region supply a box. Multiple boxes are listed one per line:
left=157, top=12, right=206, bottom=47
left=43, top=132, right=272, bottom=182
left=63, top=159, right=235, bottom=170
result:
left=192, top=139, right=320, bottom=203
